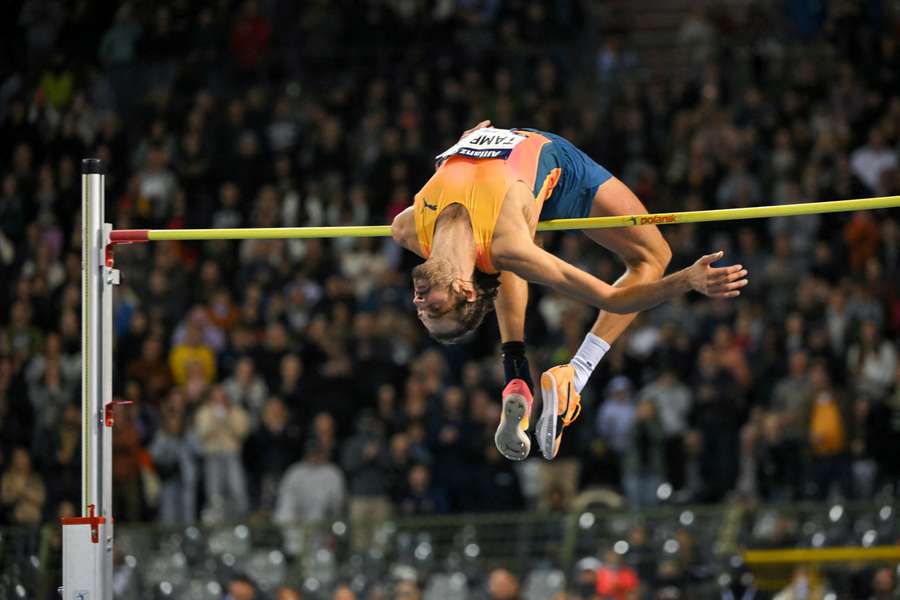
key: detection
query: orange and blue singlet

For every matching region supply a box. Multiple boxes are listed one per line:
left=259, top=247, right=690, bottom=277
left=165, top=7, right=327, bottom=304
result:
left=413, top=127, right=613, bottom=273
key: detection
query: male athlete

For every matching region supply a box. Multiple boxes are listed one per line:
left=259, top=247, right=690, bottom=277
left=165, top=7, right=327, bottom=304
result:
left=390, top=122, right=748, bottom=461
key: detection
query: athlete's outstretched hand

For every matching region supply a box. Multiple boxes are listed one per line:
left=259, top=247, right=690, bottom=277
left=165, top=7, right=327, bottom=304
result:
left=687, top=251, right=749, bottom=298
left=460, top=120, right=491, bottom=139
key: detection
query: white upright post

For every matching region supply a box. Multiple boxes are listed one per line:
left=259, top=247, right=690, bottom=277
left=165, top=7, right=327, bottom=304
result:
left=62, top=158, right=117, bottom=600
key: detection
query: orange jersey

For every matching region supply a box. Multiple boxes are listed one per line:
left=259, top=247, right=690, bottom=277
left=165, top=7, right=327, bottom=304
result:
left=414, top=129, right=561, bottom=273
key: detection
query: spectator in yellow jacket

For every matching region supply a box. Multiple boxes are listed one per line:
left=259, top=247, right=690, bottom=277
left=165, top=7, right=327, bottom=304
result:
left=169, top=320, right=216, bottom=386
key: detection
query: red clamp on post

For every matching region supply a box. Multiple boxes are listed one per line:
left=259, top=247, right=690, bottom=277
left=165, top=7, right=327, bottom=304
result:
left=88, top=504, right=100, bottom=543
left=61, top=503, right=106, bottom=543
left=105, top=244, right=115, bottom=268
left=105, top=399, right=134, bottom=427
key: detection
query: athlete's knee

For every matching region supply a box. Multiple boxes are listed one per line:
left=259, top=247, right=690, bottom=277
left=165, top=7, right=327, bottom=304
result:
left=656, top=240, right=673, bottom=272
left=625, top=240, right=671, bottom=281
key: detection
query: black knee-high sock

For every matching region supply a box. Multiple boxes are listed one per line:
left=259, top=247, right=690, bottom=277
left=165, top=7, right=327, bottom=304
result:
left=502, top=341, right=534, bottom=393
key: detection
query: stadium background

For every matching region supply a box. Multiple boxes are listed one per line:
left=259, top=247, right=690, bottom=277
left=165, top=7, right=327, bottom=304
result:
left=1, top=0, right=900, bottom=598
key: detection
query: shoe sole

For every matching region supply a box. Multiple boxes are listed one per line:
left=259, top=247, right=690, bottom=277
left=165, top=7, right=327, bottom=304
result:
left=536, top=371, right=560, bottom=460
left=495, top=393, right=531, bottom=461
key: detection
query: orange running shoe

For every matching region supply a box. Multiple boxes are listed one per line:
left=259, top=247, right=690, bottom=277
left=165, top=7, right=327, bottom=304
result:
left=494, top=378, right=533, bottom=461
left=536, top=364, right=582, bottom=460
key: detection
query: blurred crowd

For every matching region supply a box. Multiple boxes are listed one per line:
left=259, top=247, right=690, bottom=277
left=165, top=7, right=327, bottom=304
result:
left=1, top=0, right=900, bottom=598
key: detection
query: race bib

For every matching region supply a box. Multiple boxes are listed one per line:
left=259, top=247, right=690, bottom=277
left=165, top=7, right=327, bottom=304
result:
left=436, top=128, right=527, bottom=161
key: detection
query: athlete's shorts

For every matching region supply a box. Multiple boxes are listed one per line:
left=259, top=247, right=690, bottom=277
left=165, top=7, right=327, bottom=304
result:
left=517, top=129, right=614, bottom=221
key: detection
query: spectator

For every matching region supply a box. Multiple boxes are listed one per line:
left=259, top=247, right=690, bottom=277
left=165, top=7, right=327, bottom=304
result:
left=169, top=319, right=216, bottom=386
left=386, top=431, right=414, bottom=501
left=333, top=585, right=356, bottom=600
left=690, top=345, right=741, bottom=502
left=807, top=362, right=852, bottom=499
left=226, top=574, right=259, bottom=600
left=476, top=443, right=525, bottom=512
left=32, top=401, right=80, bottom=513
left=229, top=1, right=271, bottom=75
left=847, top=319, right=897, bottom=399
left=137, top=145, right=178, bottom=221
left=487, top=568, right=521, bottom=600
left=274, top=439, right=345, bottom=524
left=595, top=549, right=640, bottom=600
left=428, top=385, right=476, bottom=510
left=869, top=567, right=897, bottom=600
left=25, top=332, right=78, bottom=388
left=716, top=159, right=761, bottom=209
left=654, top=559, right=685, bottom=598
left=275, top=353, right=306, bottom=410
left=717, top=564, right=761, bottom=600
left=98, top=4, right=142, bottom=68
left=275, top=587, right=303, bottom=600
left=204, top=287, right=239, bottom=333
left=770, top=351, right=812, bottom=443
left=194, top=385, right=251, bottom=520
left=28, top=355, right=72, bottom=430
left=740, top=412, right=798, bottom=501
left=624, top=524, right=656, bottom=585
left=312, top=411, right=338, bottom=460
left=848, top=394, right=892, bottom=498
left=341, top=410, right=392, bottom=551
left=0, top=447, right=45, bottom=524
left=638, top=368, right=692, bottom=488
left=213, top=182, right=245, bottom=229
left=243, top=397, right=301, bottom=509
left=562, top=559, right=595, bottom=595
left=710, top=324, right=751, bottom=389
left=596, top=376, right=637, bottom=489
left=845, top=212, right=881, bottom=273
left=126, top=336, right=173, bottom=401
left=149, top=392, right=199, bottom=525
left=375, top=383, right=403, bottom=436
left=773, top=566, right=828, bottom=600
left=394, top=580, right=420, bottom=600
left=223, top=356, right=269, bottom=426
left=755, top=350, right=813, bottom=499
left=397, top=464, right=447, bottom=516
left=172, top=306, right=227, bottom=354
left=38, top=54, right=74, bottom=109
left=112, top=403, right=145, bottom=522
left=850, top=128, right=898, bottom=194
left=621, top=399, right=665, bottom=508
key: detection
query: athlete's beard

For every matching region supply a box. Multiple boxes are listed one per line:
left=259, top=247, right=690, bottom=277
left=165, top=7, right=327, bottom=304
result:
left=412, top=258, right=458, bottom=293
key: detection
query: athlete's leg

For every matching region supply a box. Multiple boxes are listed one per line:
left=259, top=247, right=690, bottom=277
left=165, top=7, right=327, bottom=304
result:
left=583, top=177, right=671, bottom=344
left=495, top=271, right=536, bottom=385
left=494, top=270, right=535, bottom=461
left=550, top=177, right=671, bottom=398
left=495, top=270, right=529, bottom=352
left=536, top=177, right=670, bottom=460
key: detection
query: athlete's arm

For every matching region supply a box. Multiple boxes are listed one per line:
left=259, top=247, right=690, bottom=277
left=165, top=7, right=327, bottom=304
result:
left=390, top=207, right=424, bottom=256
left=493, top=244, right=747, bottom=314
left=494, top=270, right=528, bottom=343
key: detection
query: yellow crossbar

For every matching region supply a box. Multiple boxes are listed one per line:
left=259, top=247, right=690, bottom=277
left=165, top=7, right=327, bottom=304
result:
left=744, top=546, right=900, bottom=564
left=110, top=195, right=900, bottom=242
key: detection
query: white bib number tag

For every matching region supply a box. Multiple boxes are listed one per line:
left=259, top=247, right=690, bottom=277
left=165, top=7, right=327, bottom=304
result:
left=436, top=128, right=526, bottom=161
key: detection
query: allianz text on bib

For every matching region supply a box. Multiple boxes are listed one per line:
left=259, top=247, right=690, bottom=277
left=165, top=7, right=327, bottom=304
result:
left=436, top=128, right=527, bottom=161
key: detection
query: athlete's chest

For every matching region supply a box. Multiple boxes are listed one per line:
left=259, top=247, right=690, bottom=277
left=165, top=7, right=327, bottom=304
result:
left=492, top=181, right=540, bottom=242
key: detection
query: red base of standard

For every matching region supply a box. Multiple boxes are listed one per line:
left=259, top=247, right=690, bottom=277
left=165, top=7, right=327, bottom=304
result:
left=61, top=504, right=106, bottom=543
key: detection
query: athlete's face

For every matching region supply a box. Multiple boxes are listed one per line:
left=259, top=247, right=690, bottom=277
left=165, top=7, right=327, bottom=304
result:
left=411, top=259, right=468, bottom=336
left=413, top=285, right=459, bottom=335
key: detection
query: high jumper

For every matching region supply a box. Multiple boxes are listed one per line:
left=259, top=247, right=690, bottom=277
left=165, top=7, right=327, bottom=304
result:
left=389, top=122, right=749, bottom=461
